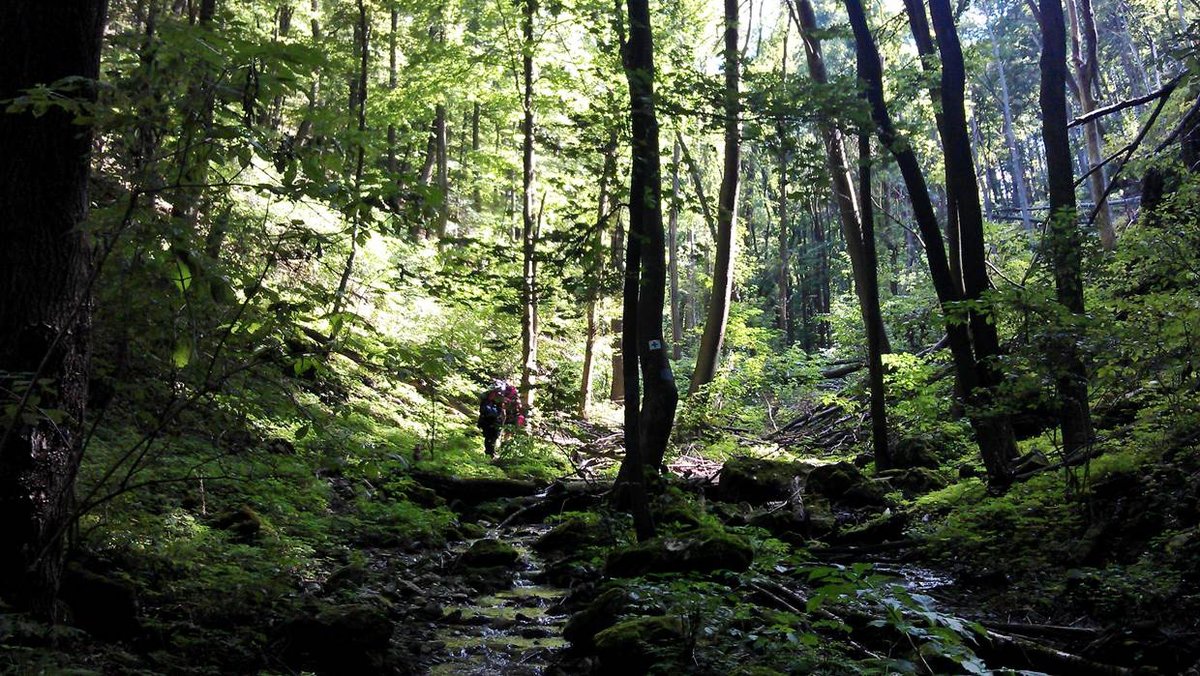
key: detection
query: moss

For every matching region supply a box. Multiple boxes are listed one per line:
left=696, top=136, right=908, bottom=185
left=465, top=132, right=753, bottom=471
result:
left=806, top=462, right=889, bottom=507
left=718, top=457, right=808, bottom=504
left=593, top=615, right=686, bottom=671
left=533, top=516, right=600, bottom=555
left=459, top=538, right=520, bottom=568
left=563, top=587, right=632, bottom=648
left=605, top=527, right=754, bottom=577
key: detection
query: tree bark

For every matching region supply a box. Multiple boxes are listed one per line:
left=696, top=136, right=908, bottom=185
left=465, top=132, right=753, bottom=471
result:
left=669, top=137, right=683, bottom=360
left=788, top=0, right=891, bottom=353
left=858, top=132, right=891, bottom=469
left=1039, top=0, right=1094, bottom=457
left=777, top=23, right=792, bottom=343
left=1066, top=0, right=1115, bottom=248
left=519, top=0, right=538, bottom=412
left=0, top=0, right=107, bottom=617
left=330, top=0, right=369, bottom=332
left=988, top=20, right=1035, bottom=236
left=690, top=0, right=742, bottom=396
left=846, top=0, right=1017, bottom=489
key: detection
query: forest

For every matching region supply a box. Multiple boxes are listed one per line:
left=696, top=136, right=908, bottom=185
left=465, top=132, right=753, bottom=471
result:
left=1, top=0, right=1198, bottom=673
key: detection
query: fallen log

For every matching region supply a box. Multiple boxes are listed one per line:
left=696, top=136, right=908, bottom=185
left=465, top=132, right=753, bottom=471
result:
left=972, top=627, right=1133, bottom=676
left=982, top=621, right=1101, bottom=643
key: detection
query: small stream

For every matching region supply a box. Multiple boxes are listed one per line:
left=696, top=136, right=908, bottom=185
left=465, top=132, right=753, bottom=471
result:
left=428, top=526, right=570, bottom=675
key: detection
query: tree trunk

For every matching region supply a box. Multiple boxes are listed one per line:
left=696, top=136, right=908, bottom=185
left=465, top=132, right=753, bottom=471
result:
left=988, top=21, right=1034, bottom=236
left=859, top=132, right=891, bottom=469
left=789, top=0, right=891, bottom=351
left=330, top=0, right=369, bottom=331
left=519, top=0, right=538, bottom=412
left=1066, top=0, right=1115, bottom=248
left=669, top=137, right=683, bottom=360
left=580, top=136, right=618, bottom=418
left=690, top=0, right=742, bottom=396
left=777, top=23, right=792, bottom=343
left=1039, top=0, right=1094, bottom=457
left=846, top=0, right=1017, bottom=489
left=0, top=0, right=106, bottom=617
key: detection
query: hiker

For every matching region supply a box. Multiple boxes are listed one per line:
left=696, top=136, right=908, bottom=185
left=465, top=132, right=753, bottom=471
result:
left=478, top=381, right=524, bottom=457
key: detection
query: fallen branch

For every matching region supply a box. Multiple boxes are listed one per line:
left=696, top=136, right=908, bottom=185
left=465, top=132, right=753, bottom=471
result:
left=1069, top=74, right=1182, bottom=128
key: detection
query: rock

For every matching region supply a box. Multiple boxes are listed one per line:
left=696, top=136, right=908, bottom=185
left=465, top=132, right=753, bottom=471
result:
left=594, top=615, right=686, bottom=671
left=891, top=437, right=942, bottom=469
left=717, top=457, right=808, bottom=505
left=458, top=522, right=487, bottom=539
left=533, top=516, right=599, bottom=556
left=877, top=467, right=950, bottom=496
left=60, top=562, right=139, bottom=640
left=212, top=505, right=264, bottom=542
left=655, top=503, right=703, bottom=528
left=323, top=563, right=366, bottom=593
left=605, top=527, right=753, bottom=577
left=280, top=603, right=394, bottom=674
left=563, top=587, right=632, bottom=649
left=834, top=509, right=908, bottom=545
left=748, top=496, right=838, bottom=541
left=806, top=462, right=889, bottom=507
left=412, top=471, right=542, bottom=504
left=459, top=538, right=520, bottom=568
left=402, top=482, right=445, bottom=508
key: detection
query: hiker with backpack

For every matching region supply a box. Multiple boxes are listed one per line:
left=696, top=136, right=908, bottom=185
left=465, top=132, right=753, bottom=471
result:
left=477, top=381, right=524, bottom=457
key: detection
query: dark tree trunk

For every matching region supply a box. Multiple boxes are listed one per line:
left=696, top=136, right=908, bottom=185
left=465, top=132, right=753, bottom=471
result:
left=690, top=0, right=742, bottom=395
left=845, top=0, right=1017, bottom=489
left=859, top=133, right=891, bottom=469
left=1039, top=0, right=1094, bottom=456
left=617, top=0, right=677, bottom=500
left=0, top=0, right=107, bottom=617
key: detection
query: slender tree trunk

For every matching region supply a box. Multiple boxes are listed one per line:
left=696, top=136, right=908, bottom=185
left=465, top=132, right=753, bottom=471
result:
left=1039, top=0, right=1094, bottom=457
left=1066, top=0, right=1115, bottom=248
left=677, top=132, right=717, bottom=240
left=519, top=0, right=538, bottom=411
left=580, top=136, right=618, bottom=418
left=789, top=0, right=891, bottom=351
left=859, top=132, right=891, bottom=469
left=776, top=23, right=792, bottom=342
left=434, top=103, right=450, bottom=236
left=669, top=137, right=683, bottom=360
left=988, top=22, right=1034, bottom=236
left=0, top=0, right=106, bottom=617
left=330, top=0, right=369, bottom=332
left=690, top=0, right=742, bottom=396
left=846, top=0, right=1017, bottom=489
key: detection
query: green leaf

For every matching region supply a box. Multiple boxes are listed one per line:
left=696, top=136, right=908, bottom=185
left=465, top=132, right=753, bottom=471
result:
left=171, top=258, right=193, bottom=293
left=173, top=337, right=193, bottom=368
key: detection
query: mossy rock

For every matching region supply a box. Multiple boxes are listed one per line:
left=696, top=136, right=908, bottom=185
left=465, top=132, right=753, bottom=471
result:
left=457, top=522, right=487, bottom=539
left=891, top=437, right=942, bottom=469
left=533, top=516, right=600, bottom=556
left=563, top=587, right=632, bottom=649
left=212, top=505, right=264, bottom=542
left=60, top=562, right=140, bottom=640
left=835, top=509, right=908, bottom=545
left=806, top=462, right=889, bottom=507
left=460, top=538, right=520, bottom=568
left=605, top=527, right=753, bottom=577
left=748, top=495, right=838, bottom=541
left=594, top=615, right=686, bottom=671
left=655, top=503, right=704, bottom=528
left=280, top=603, right=394, bottom=674
left=323, top=563, right=367, bottom=593
left=877, top=467, right=950, bottom=496
left=717, top=457, right=808, bottom=504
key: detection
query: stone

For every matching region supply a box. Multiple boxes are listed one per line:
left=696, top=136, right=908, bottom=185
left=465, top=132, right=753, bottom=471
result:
left=717, top=457, right=808, bottom=505
left=60, top=562, right=140, bottom=641
left=877, top=467, right=950, bottom=496
left=212, top=505, right=263, bottom=543
left=323, top=563, right=366, bottom=593
left=457, top=522, right=487, bottom=539
left=459, top=538, right=520, bottom=568
left=563, top=587, right=632, bottom=649
left=891, top=437, right=942, bottom=469
left=604, top=528, right=754, bottom=577
left=806, top=462, right=889, bottom=507
left=533, top=517, right=599, bottom=556
left=280, top=603, right=394, bottom=674
left=594, top=615, right=686, bottom=672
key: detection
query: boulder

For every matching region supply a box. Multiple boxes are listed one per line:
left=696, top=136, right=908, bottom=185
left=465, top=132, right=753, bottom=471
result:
left=563, top=587, right=632, bottom=649
left=605, top=528, right=753, bottom=577
left=748, top=496, right=838, bottom=541
left=717, top=457, right=808, bottom=505
left=212, top=505, right=264, bottom=543
left=891, top=437, right=942, bottom=469
left=280, top=603, right=394, bottom=674
left=834, top=509, right=908, bottom=545
left=534, top=516, right=600, bottom=556
left=459, top=538, right=520, bottom=568
left=877, top=467, right=950, bottom=496
left=594, top=615, right=686, bottom=672
left=806, top=462, right=889, bottom=507
left=60, top=562, right=140, bottom=640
